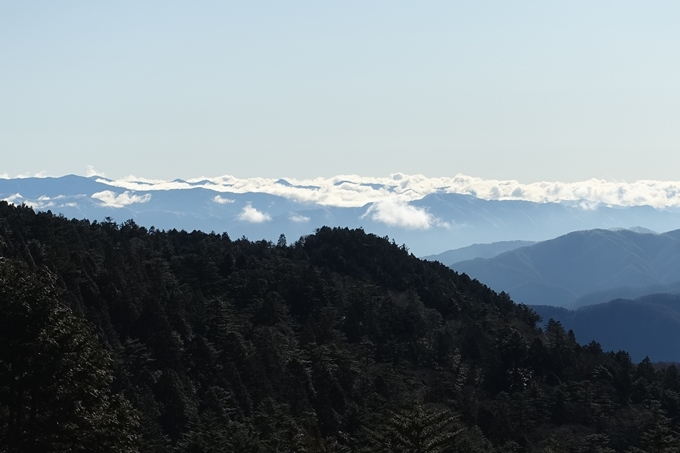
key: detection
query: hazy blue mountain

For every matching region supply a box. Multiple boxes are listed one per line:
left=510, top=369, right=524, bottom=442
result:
left=423, top=240, right=536, bottom=266
left=408, top=193, right=680, bottom=255
left=452, top=228, right=680, bottom=307
left=5, top=175, right=680, bottom=256
left=531, top=294, right=680, bottom=362
left=566, top=279, right=680, bottom=309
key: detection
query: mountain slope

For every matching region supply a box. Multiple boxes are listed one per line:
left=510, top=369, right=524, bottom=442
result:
left=4, top=201, right=680, bottom=451
left=452, top=228, right=680, bottom=307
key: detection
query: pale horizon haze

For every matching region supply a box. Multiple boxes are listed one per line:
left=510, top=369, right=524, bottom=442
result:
left=1, top=1, right=679, bottom=183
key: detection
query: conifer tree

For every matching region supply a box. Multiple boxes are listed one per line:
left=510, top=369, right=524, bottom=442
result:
left=363, top=404, right=461, bottom=453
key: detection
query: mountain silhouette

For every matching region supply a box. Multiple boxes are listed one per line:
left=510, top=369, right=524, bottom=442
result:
left=423, top=240, right=536, bottom=266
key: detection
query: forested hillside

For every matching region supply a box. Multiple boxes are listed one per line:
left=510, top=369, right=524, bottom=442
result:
left=2, top=201, right=680, bottom=452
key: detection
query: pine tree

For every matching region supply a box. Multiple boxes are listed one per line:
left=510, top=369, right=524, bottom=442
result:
left=639, top=401, right=680, bottom=453
left=363, top=404, right=461, bottom=453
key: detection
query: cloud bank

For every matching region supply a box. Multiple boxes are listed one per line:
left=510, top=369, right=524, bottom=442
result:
left=89, top=173, right=680, bottom=210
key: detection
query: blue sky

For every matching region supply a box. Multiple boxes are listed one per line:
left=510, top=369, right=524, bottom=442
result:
left=1, top=1, right=678, bottom=182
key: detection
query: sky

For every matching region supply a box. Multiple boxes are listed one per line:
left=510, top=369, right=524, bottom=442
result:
left=1, top=1, right=679, bottom=182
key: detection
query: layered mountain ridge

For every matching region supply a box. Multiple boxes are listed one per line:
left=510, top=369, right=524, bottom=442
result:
left=5, top=174, right=680, bottom=256
left=451, top=228, right=680, bottom=308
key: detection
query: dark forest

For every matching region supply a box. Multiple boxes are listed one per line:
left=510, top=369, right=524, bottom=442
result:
left=1, top=201, right=679, bottom=452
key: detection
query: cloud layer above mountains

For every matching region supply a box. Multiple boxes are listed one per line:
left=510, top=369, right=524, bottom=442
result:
left=93, top=173, right=680, bottom=209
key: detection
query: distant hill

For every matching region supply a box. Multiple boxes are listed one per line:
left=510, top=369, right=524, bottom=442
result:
left=452, top=228, right=680, bottom=307
left=423, top=240, right=536, bottom=265
left=532, top=293, right=680, bottom=362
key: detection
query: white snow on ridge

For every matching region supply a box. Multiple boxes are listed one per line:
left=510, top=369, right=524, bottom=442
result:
left=91, top=173, right=680, bottom=210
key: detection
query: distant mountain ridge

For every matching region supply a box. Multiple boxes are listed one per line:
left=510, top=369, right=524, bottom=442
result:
left=566, top=279, right=680, bottom=309
left=452, top=228, right=680, bottom=307
left=423, top=240, right=536, bottom=265
left=5, top=175, right=680, bottom=256
left=531, top=293, right=680, bottom=362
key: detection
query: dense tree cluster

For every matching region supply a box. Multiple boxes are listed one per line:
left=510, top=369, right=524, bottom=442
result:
left=1, top=201, right=679, bottom=452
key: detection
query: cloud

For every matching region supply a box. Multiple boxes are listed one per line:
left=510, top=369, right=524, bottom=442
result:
left=362, top=201, right=437, bottom=230
left=213, top=195, right=235, bottom=204
left=289, top=213, right=310, bottom=223
left=1, top=193, right=57, bottom=209
left=2, top=193, right=87, bottom=211
left=26, top=200, right=54, bottom=209
left=86, top=165, right=105, bottom=177
left=13, top=171, right=47, bottom=179
left=237, top=204, right=271, bottom=223
left=2, top=193, right=24, bottom=205
left=91, top=191, right=152, bottom=208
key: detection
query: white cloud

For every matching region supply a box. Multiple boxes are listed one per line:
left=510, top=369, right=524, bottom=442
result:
left=213, top=195, right=235, bottom=204
left=25, top=200, right=54, bottom=209
left=2, top=193, right=56, bottom=209
left=362, top=201, right=437, bottom=230
left=289, top=213, right=310, bottom=223
left=13, top=171, right=47, bottom=179
left=2, top=194, right=82, bottom=210
left=91, top=191, right=152, bottom=208
left=2, top=193, right=24, bottom=205
left=86, top=165, right=105, bottom=177
left=0, top=173, right=8, bottom=179
left=237, top=204, right=271, bottom=223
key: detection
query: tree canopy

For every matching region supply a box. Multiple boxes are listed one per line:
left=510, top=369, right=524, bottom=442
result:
left=1, top=201, right=679, bottom=452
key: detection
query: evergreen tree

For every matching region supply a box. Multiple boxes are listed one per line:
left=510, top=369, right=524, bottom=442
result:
left=363, top=404, right=461, bottom=453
